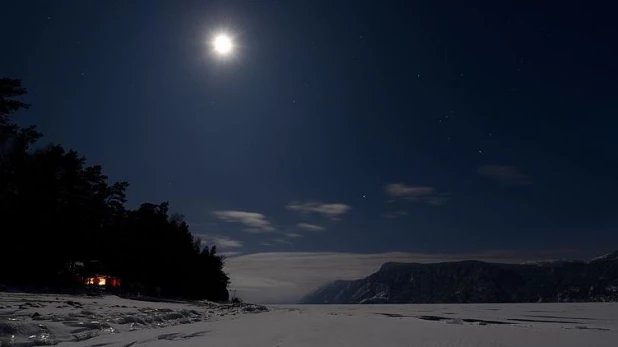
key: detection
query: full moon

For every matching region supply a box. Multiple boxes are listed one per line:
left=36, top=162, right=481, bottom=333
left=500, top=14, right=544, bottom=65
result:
left=213, top=34, right=233, bottom=55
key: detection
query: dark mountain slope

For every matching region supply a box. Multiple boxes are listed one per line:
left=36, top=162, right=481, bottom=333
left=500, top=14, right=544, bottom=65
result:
left=301, top=252, right=618, bottom=304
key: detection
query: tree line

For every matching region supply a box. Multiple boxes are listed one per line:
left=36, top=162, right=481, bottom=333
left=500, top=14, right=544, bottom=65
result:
left=0, top=78, right=229, bottom=301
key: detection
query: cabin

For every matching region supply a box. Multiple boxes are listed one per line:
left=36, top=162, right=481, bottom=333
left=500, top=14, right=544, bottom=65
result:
left=83, top=274, right=122, bottom=289
left=65, top=260, right=123, bottom=292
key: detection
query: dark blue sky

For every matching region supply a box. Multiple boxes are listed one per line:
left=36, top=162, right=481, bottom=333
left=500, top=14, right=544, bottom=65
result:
left=3, top=0, right=617, bottom=258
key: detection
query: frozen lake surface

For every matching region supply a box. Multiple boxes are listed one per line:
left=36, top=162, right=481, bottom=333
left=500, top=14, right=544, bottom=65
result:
left=1, top=293, right=617, bottom=347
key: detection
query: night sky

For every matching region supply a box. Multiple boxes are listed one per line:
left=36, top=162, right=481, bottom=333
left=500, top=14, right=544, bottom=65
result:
left=3, top=1, right=617, bottom=302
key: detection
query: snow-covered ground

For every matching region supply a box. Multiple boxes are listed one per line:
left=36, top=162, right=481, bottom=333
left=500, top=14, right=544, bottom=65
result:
left=0, top=293, right=267, bottom=347
left=2, top=293, right=617, bottom=347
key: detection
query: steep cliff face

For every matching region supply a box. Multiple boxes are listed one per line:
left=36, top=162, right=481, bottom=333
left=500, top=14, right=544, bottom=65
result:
left=300, top=252, right=618, bottom=304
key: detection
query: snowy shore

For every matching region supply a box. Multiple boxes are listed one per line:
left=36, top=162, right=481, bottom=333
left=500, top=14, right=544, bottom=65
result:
left=2, top=293, right=617, bottom=347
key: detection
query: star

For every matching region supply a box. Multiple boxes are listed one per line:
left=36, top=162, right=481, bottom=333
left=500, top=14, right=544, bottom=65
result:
left=212, top=34, right=233, bottom=56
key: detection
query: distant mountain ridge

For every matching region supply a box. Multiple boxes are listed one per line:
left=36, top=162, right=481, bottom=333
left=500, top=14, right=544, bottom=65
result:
left=300, top=251, right=618, bottom=304
left=589, top=250, right=618, bottom=263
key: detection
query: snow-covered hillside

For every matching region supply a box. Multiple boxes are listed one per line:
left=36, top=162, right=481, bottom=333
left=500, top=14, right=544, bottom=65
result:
left=2, top=293, right=618, bottom=346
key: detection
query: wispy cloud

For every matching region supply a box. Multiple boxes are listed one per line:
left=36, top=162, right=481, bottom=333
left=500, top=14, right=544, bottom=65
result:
left=212, top=210, right=275, bottom=232
left=382, top=210, right=409, bottom=219
left=197, top=235, right=243, bottom=249
left=219, top=251, right=244, bottom=258
left=285, top=232, right=303, bottom=238
left=286, top=201, right=351, bottom=220
left=225, top=250, right=578, bottom=304
left=272, top=238, right=293, bottom=245
left=478, top=165, right=532, bottom=185
left=297, top=223, right=326, bottom=231
left=384, top=183, right=450, bottom=206
left=386, top=184, right=435, bottom=198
